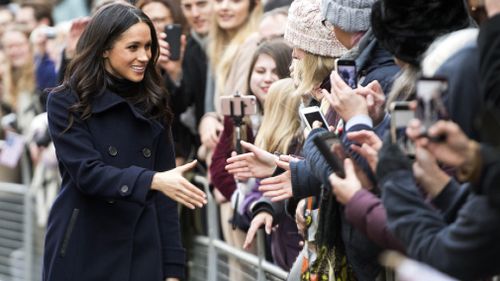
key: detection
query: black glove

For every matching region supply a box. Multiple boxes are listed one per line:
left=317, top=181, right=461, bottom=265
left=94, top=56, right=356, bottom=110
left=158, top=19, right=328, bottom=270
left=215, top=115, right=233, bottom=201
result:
left=376, top=133, right=412, bottom=181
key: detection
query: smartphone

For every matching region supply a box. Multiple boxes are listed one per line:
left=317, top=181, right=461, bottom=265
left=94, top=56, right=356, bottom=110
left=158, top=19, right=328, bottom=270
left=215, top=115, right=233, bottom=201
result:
left=337, top=59, right=357, bottom=88
left=220, top=95, right=258, bottom=116
left=312, top=132, right=345, bottom=178
left=164, top=24, right=182, bottom=61
left=415, top=77, right=448, bottom=134
left=42, top=26, right=57, bottom=39
left=299, top=106, right=329, bottom=130
left=390, top=101, right=415, bottom=157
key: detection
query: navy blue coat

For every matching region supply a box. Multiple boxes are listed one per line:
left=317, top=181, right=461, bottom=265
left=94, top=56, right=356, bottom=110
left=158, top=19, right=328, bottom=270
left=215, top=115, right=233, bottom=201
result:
left=43, top=87, right=185, bottom=281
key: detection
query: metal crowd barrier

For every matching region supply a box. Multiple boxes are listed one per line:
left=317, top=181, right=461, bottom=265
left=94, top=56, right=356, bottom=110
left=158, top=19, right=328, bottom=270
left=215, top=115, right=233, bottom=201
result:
left=0, top=153, right=42, bottom=281
left=188, top=175, right=289, bottom=281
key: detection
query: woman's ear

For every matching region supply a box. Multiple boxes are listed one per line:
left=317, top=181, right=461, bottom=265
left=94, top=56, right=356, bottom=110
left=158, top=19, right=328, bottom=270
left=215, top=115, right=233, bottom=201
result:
left=103, top=50, right=109, bottom=59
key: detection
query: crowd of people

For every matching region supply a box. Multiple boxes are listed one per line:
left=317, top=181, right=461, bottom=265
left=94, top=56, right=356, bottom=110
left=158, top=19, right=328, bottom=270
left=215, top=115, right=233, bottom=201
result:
left=0, top=0, right=499, bottom=280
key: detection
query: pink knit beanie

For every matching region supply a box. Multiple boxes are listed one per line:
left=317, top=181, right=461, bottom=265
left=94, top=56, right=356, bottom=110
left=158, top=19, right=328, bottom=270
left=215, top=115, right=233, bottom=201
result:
left=285, top=0, right=346, bottom=57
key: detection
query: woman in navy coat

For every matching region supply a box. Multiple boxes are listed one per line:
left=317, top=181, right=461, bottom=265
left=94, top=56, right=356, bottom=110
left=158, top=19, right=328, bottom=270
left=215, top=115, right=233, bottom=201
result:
left=42, top=3, right=206, bottom=281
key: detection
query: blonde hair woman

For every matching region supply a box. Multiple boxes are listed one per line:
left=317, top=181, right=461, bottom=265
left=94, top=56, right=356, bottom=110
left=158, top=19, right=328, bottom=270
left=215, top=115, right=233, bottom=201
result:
left=198, top=0, right=262, bottom=157
left=255, top=78, right=303, bottom=155
left=245, top=78, right=304, bottom=270
left=0, top=25, right=40, bottom=183
left=1, top=25, right=37, bottom=125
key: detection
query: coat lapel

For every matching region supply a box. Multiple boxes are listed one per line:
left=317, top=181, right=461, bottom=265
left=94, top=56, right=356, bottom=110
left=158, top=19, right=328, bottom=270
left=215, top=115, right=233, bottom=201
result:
left=91, top=89, right=163, bottom=138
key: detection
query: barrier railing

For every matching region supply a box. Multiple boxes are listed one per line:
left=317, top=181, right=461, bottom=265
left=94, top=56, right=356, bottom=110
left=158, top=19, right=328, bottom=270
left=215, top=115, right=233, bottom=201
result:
left=189, top=175, right=288, bottom=281
left=0, top=151, right=43, bottom=281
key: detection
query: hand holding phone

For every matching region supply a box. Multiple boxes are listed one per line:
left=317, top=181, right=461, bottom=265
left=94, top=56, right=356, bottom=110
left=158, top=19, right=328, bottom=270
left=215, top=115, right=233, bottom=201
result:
left=390, top=101, right=416, bottom=157
left=312, top=132, right=345, bottom=178
left=337, top=60, right=357, bottom=89
left=164, top=24, right=182, bottom=61
left=299, top=106, right=329, bottom=130
left=415, top=77, right=448, bottom=137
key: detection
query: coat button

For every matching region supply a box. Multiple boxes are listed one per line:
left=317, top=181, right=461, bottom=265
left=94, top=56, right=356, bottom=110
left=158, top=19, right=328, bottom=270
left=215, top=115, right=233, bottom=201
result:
left=108, top=146, right=118, bottom=157
left=120, top=185, right=129, bottom=195
left=142, top=148, right=152, bottom=158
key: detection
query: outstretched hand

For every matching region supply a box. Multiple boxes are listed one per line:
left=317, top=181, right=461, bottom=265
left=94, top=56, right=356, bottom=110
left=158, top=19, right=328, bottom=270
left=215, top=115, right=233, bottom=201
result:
left=225, top=141, right=278, bottom=180
left=152, top=160, right=207, bottom=209
left=243, top=212, right=273, bottom=250
left=258, top=158, right=293, bottom=202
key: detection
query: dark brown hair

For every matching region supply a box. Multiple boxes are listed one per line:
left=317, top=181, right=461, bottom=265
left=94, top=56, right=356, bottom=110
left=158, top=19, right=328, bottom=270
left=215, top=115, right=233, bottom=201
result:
left=246, top=38, right=292, bottom=97
left=55, top=3, right=172, bottom=129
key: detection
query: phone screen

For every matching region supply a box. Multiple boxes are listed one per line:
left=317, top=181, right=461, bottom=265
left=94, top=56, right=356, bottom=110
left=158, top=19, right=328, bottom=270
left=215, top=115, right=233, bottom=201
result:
left=304, top=111, right=328, bottom=129
left=416, top=78, right=448, bottom=131
left=313, top=132, right=345, bottom=177
left=391, top=108, right=415, bottom=157
left=337, top=60, right=357, bottom=89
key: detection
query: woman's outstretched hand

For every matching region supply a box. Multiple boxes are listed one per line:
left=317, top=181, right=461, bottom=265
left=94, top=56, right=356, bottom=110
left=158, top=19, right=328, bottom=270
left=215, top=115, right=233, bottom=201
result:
left=225, top=141, right=278, bottom=181
left=152, top=160, right=207, bottom=209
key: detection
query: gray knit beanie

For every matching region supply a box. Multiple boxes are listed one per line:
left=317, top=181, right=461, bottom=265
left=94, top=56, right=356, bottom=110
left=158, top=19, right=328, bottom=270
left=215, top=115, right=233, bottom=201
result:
left=285, top=0, right=346, bottom=57
left=320, top=0, right=375, bottom=32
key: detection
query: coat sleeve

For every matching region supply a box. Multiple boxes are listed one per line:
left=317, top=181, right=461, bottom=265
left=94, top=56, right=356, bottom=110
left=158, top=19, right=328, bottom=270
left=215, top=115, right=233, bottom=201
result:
left=303, top=127, right=335, bottom=189
left=153, top=128, right=186, bottom=279
left=430, top=179, right=470, bottom=224
left=344, top=189, right=405, bottom=252
left=210, top=116, right=237, bottom=201
left=47, top=90, right=154, bottom=205
left=478, top=14, right=500, bottom=107
left=381, top=169, right=500, bottom=280
left=290, top=159, right=322, bottom=199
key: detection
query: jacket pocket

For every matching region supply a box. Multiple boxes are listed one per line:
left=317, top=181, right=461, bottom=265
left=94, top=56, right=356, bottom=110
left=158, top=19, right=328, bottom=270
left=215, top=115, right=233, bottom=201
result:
left=60, top=208, right=79, bottom=257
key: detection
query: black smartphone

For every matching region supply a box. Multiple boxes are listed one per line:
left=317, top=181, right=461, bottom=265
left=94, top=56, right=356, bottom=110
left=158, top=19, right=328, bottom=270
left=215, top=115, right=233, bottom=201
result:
left=312, top=132, right=345, bottom=178
left=299, top=106, right=329, bottom=130
left=164, top=24, right=182, bottom=61
left=337, top=59, right=357, bottom=89
left=415, top=77, right=448, bottom=135
left=390, top=101, right=415, bottom=157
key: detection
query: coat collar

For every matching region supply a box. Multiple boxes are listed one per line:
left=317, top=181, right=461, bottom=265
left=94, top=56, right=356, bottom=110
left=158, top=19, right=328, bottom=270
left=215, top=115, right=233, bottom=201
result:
left=90, top=89, right=164, bottom=137
left=91, top=89, right=126, bottom=114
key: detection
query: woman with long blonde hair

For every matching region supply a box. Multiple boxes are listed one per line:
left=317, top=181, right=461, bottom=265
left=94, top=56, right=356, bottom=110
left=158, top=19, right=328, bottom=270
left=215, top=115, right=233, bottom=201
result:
left=198, top=0, right=263, bottom=159
left=255, top=78, right=303, bottom=155
left=0, top=25, right=40, bottom=183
